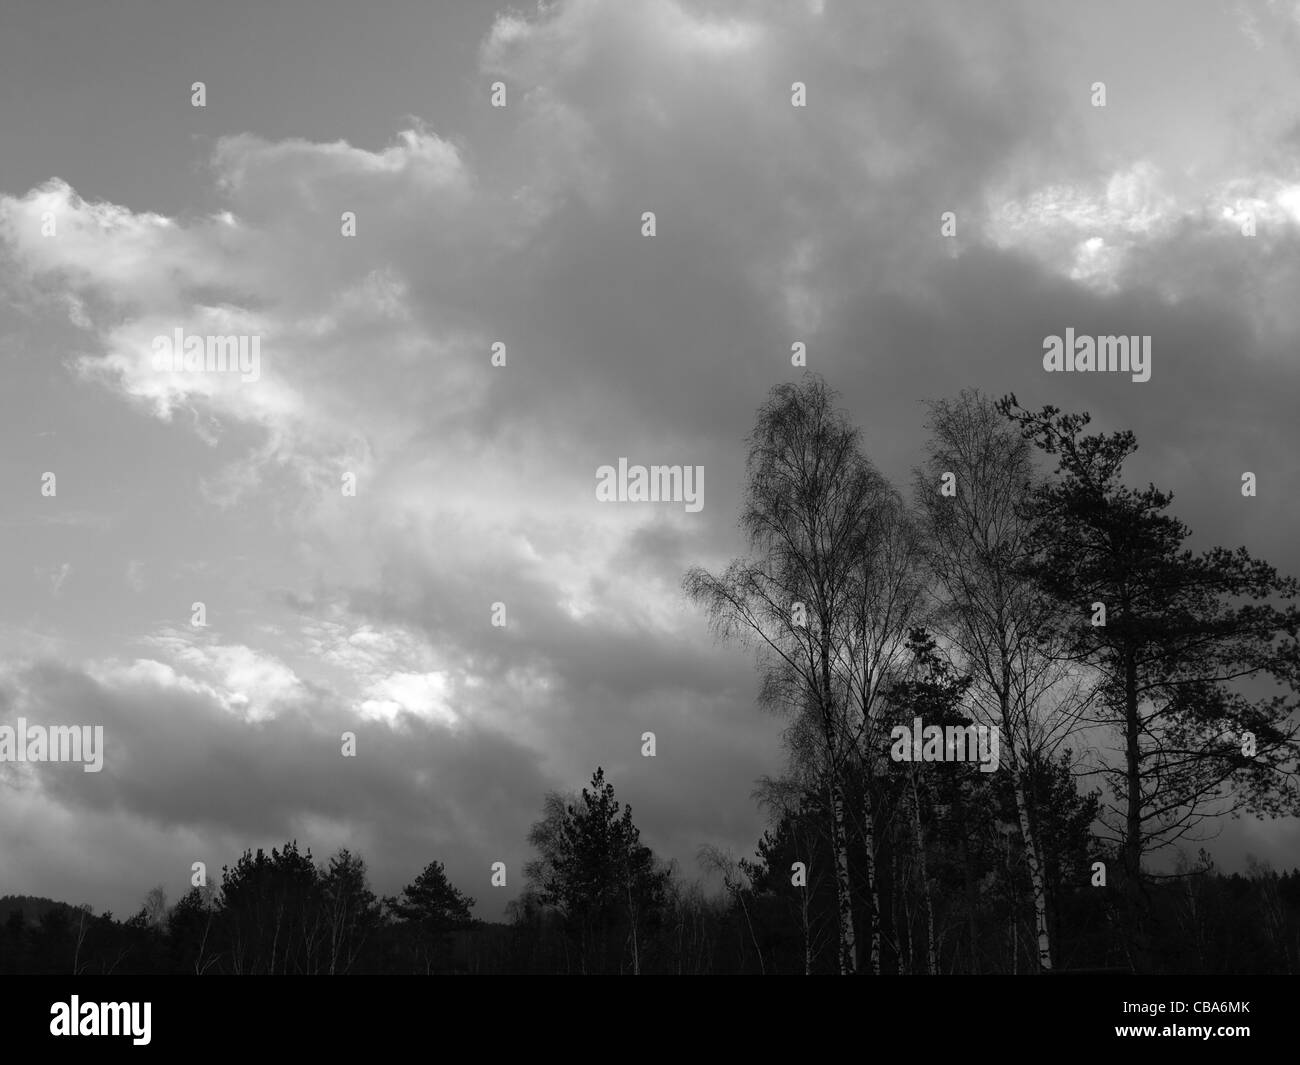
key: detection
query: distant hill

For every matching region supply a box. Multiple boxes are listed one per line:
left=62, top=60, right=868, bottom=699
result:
left=0, top=895, right=86, bottom=925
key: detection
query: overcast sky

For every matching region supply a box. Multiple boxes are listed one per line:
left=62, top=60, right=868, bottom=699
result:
left=2, top=0, right=1299, bottom=919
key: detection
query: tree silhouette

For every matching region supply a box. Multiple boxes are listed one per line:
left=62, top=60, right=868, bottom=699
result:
left=1000, top=396, right=1300, bottom=970
left=916, top=389, right=1092, bottom=971
left=526, top=767, right=669, bottom=974
left=389, top=860, right=474, bottom=974
left=684, top=373, right=890, bottom=973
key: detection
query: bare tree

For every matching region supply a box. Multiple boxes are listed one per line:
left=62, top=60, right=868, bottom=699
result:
left=142, top=885, right=168, bottom=930
left=841, top=489, right=927, bottom=973
left=698, top=845, right=765, bottom=974
left=685, top=374, right=877, bottom=974
left=71, top=903, right=93, bottom=975
left=915, top=390, right=1091, bottom=972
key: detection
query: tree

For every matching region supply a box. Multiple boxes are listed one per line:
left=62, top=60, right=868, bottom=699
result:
left=321, top=849, right=382, bottom=975
left=888, top=629, right=974, bottom=974
left=71, top=903, right=93, bottom=975
left=842, top=481, right=927, bottom=973
left=685, top=373, right=886, bottom=973
left=219, top=841, right=322, bottom=974
left=698, top=845, right=765, bottom=974
left=389, top=860, right=473, bottom=974
left=748, top=778, right=842, bottom=974
left=526, top=768, right=669, bottom=974
left=141, top=886, right=168, bottom=931
left=915, top=389, right=1091, bottom=971
left=1000, top=396, right=1300, bottom=970
left=168, top=887, right=221, bottom=975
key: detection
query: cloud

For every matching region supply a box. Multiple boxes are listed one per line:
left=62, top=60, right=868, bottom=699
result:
left=2, top=0, right=1299, bottom=916
left=0, top=656, right=551, bottom=917
left=985, top=161, right=1300, bottom=323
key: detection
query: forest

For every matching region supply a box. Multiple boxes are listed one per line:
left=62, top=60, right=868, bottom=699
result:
left=4, top=377, right=1298, bottom=975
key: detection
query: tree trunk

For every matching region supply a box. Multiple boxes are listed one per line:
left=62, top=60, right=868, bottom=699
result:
left=860, top=785, right=883, bottom=974
left=1122, top=650, right=1152, bottom=972
left=1001, top=692, right=1052, bottom=972
left=802, top=880, right=812, bottom=976
left=910, top=773, right=937, bottom=975
left=829, top=777, right=858, bottom=974
left=954, top=788, right=981, bottom=973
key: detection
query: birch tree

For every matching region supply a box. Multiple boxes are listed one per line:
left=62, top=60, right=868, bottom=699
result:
left=841, top=489, right=927, bottom=973
left=915, top=390, right=1089, bottom=972
left=685, top=374, right=877, bottom=973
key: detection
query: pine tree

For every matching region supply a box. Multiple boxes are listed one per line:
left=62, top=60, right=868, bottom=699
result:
left=389, top=860, right=474, bottom=974
left=1000, top=396, right=1300, bottom=970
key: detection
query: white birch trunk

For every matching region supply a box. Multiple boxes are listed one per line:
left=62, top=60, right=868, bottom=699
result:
left=1002, top=712, right=1052, bottom=972
left=861, top=788, right=882, bottom=974
left=830, top=781, right=858, bottom=974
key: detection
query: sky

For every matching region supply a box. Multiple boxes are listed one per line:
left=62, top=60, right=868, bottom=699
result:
left=1, top=0, right=1299, bottom=919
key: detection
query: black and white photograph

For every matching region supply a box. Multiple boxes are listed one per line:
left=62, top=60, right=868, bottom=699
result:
left=0, top=0, right=1297, bottom=1048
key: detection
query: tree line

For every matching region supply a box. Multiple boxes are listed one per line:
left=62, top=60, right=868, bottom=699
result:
left=3, top=376, right=1298, bottom=974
